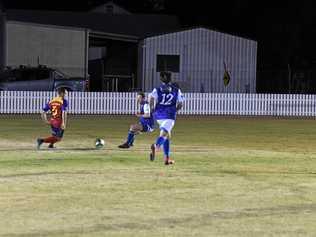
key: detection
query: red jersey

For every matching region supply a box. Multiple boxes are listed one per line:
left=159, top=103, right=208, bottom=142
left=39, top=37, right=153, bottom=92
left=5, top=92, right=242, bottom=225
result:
left=43, top=97, right=68, bottom=127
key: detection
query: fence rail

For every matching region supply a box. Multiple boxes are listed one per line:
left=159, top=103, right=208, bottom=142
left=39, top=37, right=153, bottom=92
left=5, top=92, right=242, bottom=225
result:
left=0, top=91, right=316, bottom=116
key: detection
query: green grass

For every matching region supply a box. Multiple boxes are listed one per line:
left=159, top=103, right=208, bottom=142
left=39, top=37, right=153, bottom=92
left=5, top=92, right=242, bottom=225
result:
left=0, top=115, right=316, bottom=237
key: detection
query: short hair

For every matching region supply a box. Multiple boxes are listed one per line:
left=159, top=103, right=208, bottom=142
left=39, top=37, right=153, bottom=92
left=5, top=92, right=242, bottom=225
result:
left=160, top=71, right=171, bottom=84
left=137, top=91, right=145, bottom=98
left=57, top=87, right=66, bottom=95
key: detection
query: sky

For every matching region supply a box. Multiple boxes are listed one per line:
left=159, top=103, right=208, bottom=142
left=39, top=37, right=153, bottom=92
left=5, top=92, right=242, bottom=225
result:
left=2, top=0, right=316, bottom=69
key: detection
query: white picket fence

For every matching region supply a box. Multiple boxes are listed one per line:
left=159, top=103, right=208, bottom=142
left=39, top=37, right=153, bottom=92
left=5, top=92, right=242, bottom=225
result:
left=0, top=91, right=316, bottom=116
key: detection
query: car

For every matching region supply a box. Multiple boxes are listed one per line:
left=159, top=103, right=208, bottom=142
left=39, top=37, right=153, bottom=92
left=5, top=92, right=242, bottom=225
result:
left=0, top=65, right=89, bottom=91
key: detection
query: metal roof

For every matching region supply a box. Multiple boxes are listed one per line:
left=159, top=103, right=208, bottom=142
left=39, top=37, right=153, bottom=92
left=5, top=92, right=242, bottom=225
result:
left=5, top=9, right=180, bottom=39
left=142, top=26, right=257, bottom=42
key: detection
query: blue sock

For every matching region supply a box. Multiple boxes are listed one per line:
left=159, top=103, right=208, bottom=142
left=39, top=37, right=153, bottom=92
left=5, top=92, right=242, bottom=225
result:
left=130, top=136, right=135, bottom=146
left=163, top=139, right=170, bottom=158
left=156, top=136, right=166, bottom=148
left=127, top=131, right=135, bottom=145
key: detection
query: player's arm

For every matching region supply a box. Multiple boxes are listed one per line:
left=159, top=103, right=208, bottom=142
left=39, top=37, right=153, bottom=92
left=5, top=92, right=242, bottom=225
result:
left=41, top=111, right=50, bottom=124
left=41, top=103, right=50, bottom=125
left=149, top=96, right=155, bottom=110
left=148, top=88, right=158, bottom=111
left=61, top=100, right=68, bottom=130
left=142, top=104, right=151, bottom=118
left=176, top=89, right=184, bottom=112
left=61, top=111, right=67, bottom=130
left=135, top=110, right=151, bottom=118
left=176, top=102, right=183, bottom=111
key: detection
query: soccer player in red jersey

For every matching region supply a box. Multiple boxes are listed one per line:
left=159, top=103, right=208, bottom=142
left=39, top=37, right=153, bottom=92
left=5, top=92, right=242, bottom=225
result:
left=37, top=88, right=68, bottom=149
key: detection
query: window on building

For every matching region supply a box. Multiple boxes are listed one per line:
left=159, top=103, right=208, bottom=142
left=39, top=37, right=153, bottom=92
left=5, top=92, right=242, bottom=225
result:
left=156, top=55, right=180, bottom=72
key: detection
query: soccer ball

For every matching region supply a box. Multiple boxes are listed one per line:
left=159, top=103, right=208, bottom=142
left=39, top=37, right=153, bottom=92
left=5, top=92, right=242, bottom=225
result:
left=95, top=138, right=105, bottom=149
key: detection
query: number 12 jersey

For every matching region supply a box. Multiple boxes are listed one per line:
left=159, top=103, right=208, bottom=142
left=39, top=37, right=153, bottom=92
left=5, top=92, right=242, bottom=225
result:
left=150, top=84, right=184, bottom=120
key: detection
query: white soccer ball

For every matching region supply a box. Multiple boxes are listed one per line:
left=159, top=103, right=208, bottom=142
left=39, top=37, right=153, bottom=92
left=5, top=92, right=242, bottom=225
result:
left=95, top=138, right=105, bottom=149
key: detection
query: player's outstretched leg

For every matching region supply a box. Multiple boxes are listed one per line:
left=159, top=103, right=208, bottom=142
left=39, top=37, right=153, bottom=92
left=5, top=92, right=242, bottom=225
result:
left=163, top=138, right=174, bottom=165
left=150, top=143, right=156, bottom=161
left=37, top=136, right=61, bottom=150
left=118, top=124, right=142, bottom=149
left=118, top=131, right=135, bottom=148
left=150, top=133, right=167, bottom=161
left=150, top=127, right=174, bottom=165
left=48, top=143, right=55, bottom=149
left=130, top=135, right=135, bottom=146
left=37, top=138, right=44, bottom=150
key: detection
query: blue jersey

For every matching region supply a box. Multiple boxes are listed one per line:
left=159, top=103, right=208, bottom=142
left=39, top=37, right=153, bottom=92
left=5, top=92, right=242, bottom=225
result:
left=151, top=84, right=184, bottom=120
left=139, top=101, right=154, bottom=129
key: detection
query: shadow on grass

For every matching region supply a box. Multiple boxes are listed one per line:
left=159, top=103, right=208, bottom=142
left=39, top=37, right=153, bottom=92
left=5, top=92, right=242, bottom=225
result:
left=0, top=148, right=100, bottom=152
left=0, top=147, right=212, bottom=153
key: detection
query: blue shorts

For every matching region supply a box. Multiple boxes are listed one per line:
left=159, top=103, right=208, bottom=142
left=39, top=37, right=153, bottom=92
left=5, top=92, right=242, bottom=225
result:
left=51, top=126, right=64, bottom=138
left=140, top=121, right=154, bottom=133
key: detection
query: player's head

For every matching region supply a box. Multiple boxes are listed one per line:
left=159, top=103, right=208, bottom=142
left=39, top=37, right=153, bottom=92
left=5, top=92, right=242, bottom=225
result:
left=57, top=87, right=67, bottom=98
left=137, top=91, right=146, bottom=103
left=160, top=71, right=171, bottom=84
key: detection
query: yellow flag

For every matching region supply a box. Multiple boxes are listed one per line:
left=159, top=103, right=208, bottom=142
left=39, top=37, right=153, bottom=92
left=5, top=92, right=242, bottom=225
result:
left=223, top=62, right=230, bottom=87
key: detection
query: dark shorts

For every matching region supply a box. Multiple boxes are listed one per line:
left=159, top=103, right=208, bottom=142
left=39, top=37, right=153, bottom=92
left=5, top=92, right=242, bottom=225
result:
left=50, top=119, right=64, bottom=138
left=51, top=126, right=64, bottom=138
left=140, top=121, right=154, bottom=133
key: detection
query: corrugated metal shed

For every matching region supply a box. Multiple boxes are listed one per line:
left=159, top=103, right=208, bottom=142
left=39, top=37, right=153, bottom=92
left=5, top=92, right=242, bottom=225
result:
left=6, top=21, right=88, bottom=77
left=139, top=27, right=257, bottom=93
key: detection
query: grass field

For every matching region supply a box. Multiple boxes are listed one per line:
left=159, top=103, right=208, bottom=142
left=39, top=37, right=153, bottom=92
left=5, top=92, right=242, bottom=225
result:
left=0, top=115, right=316, bottom=237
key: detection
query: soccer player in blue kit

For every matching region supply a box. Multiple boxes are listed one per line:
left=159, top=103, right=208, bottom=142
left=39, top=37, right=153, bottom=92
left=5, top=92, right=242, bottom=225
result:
left=149, top=71, right=184, bottom=165
left=118, top=92, right=155, bottom=148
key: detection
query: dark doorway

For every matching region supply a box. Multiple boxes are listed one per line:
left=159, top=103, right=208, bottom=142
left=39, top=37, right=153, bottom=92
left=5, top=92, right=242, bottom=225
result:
left=88, top=59, right=104, bottom=92
left=88, top=34, right=138, bottom=92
